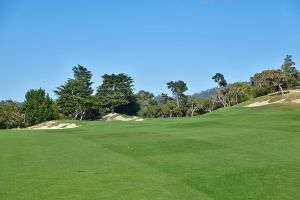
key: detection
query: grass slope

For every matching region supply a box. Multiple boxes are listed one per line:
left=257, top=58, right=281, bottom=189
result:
left=1, top=104, right=300, bottom=200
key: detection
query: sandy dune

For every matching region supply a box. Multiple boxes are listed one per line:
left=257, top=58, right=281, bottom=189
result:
left=28, top=121, right=79, bottom=130
left=102, top=113, right=144, bottom=122
left=244, top=99, right=286, bottom=108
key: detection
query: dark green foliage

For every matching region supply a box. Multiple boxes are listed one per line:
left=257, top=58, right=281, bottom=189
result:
left=161, top=100, right=177, bottom=117
left=167, top=80, right=188, bottom=107
left=227, top=82, right=252, bottom=105
left=251, top=70, right=288, bottom=95
left=23, top=89, right=57, bottom=126
left=251, top=87, right=270, bottom=97
left=136, top=90, right=155, bottom=109
left=187, top=97, right=211, bottom=116
left=211, top=73, right=229, bottom=107
left=281, top=54, right=296, bottom=76
left=115, top=95, right=140, bottom=116
left=73, top=65, right=93, bottom=84
left=139, top=104, right=163, bottom=118
left=210, top=77, right=251, bottom=108
left=212, top=73, right=227, bottom=87
left=140, top=89, right=211, bottom=118
left=55, top=65, right=94, bottom=120
left=250, top=55, right=299, bottom=97
left=55, top=79, right=93, bottom=119
left=0, top=100, right=24, bottom=129
left=281, top=55, right=299, bottom=87
left=96, top=73, right=135, bottom=113
left=155, top=93, right=173, bottom=104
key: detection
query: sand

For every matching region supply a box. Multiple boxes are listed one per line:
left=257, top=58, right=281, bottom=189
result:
left=28, top=121, right=79, bottom=130
left=244, top=99, right=286, bottom=108
left=102, top=113, right=144, bottom=122
left=292, top=99, right=300, bottom=104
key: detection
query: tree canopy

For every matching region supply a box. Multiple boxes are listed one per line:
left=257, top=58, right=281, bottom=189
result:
left=55, top=65, right=94, bottom=120
left=96, top=73, right=134, bottom=113
left=0, top=100, right=24, bottom=129
left=212, top=73, right=227, bottom=87
left=167, top=80, right=188, bottom=107
left=23, top=88, right=57, bottom=126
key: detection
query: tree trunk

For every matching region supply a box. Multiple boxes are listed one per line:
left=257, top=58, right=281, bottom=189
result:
left=219, top=97, right=226, bottom=107
left=176, top=96, right=179, bottom=107
left=191, top=108, right=196, bottom=117
left=111, top=106, right=115, bottom=113
left=169, top=110, right=173, bottom=118
left=74, top=110, right=79, bottom=120
left=217, top=89, right=227, bottom=108
left=80, top=111, right=85, bottom=120
left=278, top=84, right=284, bottom=95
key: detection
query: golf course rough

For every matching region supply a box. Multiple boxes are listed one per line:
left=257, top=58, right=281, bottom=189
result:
left=1, top=104, right=300, bottom=200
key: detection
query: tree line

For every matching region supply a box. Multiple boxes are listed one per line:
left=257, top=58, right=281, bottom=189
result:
left=0, top=55, right=299, bottom=129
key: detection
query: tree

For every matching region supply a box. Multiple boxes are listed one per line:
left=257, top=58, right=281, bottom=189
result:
left=268, top=70, right=288, bottom=95
left=155, top=93, right=173, bottom=104
left=136, top=90, right=155, bottom=109
left=141, top=104, right=163, bottom=118
left=297, top=71, right=300, bottom=83
left=73, top=65, right=93, bottom=84
left=187, top=97, right=210, bottom=116
left=55, top=65, right=94, bottom=120
left=115, top=95, right=140, bottom=116
left=212, top=73, right=229, bottom=107
left=55, top=79, right=94, bottom=120
left=23, top=89, right=57, bottom=126
left=251, top=70, right=273, bottom=95
left=96, top=73, right=134, bottom=113
left=212, top=73, right=227, bottom=87
left=227, top=82, right=251, bottom=105
left=281, top=55, right=298, bottom=87
left=0, top=100, right=24, bottom=129
left=167, top=80, right=188, bottom=107
left=281, top=55, right=296, bottom=76
left=161, top=100, right=177, bottom=118
left=251, top=70, right=288, bottom=95
left=173, top=106, right=182, bottom=117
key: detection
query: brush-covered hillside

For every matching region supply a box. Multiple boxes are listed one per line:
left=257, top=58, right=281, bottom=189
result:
left=0, top=95, right=300, bottom=200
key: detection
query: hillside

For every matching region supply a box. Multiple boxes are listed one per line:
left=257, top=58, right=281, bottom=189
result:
left=192, top=87, right=218, bottom=99
left=0, top=99, right=300, bottom=200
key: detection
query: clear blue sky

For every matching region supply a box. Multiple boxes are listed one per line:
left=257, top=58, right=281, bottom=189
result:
left=0, top=0, right=299, bottom=101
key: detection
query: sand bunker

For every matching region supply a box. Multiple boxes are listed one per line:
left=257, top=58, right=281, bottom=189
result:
left=102, top=113, right=118, bottom=120
left=102, top=113, right=144, bottom=122
left=288, top=89, right=300, bottom=93
left=244, top=99, right=286, bottom=108
left=28, top=121, right=79, bottom=130
left=292, top=99, right=300, bottom=104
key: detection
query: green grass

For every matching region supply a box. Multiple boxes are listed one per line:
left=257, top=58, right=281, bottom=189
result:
left=1, top=104, right=300, bottom=200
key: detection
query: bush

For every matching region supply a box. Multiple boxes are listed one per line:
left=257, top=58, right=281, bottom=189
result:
left=251, top=87, right=271, bottom=98
left=0, top=100, right=24, bottom=129
left=23, top=89, right=58, bottom=126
